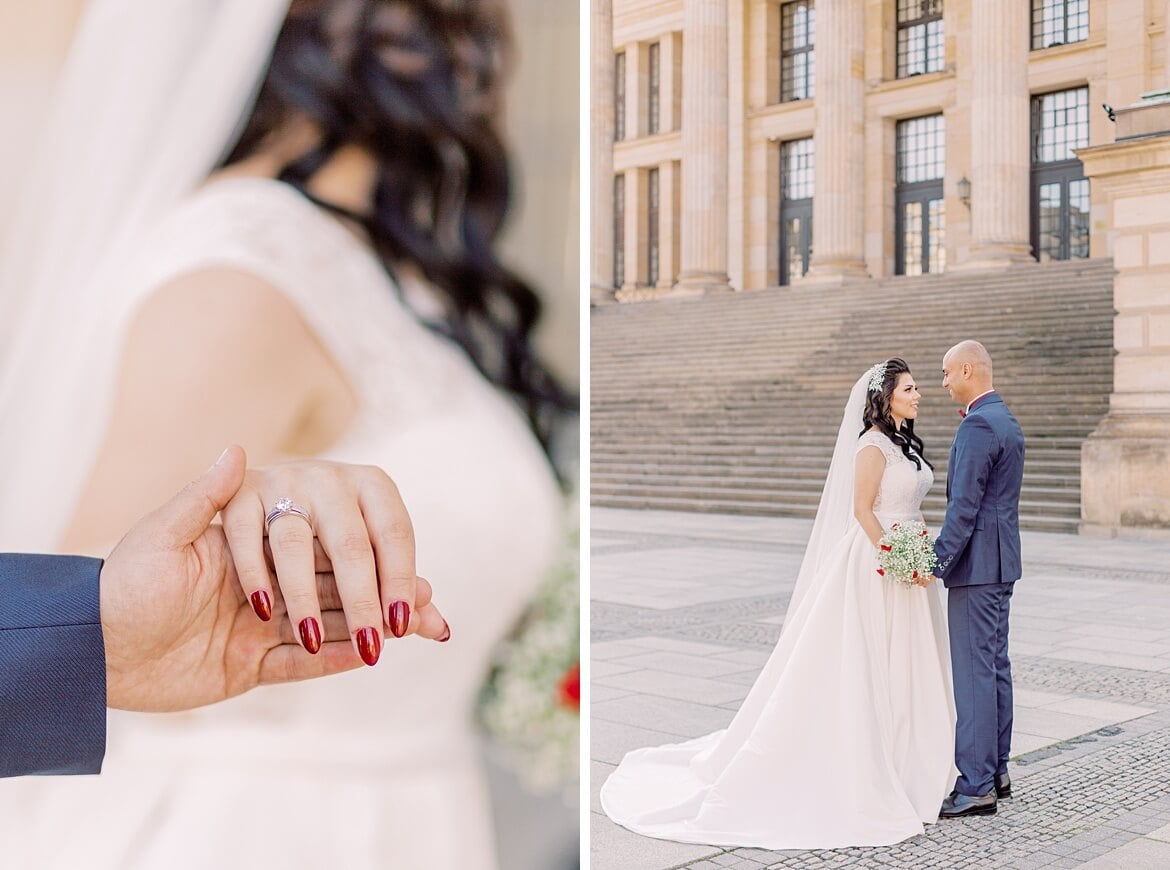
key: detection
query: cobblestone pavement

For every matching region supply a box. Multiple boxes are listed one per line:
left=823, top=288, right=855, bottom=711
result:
left=589, top=509, right=1170, bottom=870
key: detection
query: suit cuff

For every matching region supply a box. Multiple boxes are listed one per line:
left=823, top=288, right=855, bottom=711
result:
left=0, top=554, right=107, bottom=776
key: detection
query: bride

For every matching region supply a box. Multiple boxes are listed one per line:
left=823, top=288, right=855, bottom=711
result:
left=0, top=1, right=571, bottom=867
left=601, top=359, right=957, bottom=849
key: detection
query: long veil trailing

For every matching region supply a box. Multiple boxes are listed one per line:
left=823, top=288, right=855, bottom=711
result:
left=0, top=0, right=289, bottom=552
left=600, top=368, right=956, bottom=850
left=783, top=371, right=868, bottom=618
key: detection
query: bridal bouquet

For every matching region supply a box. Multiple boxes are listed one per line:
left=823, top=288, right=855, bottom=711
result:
left=876, top=521, right=939, bottom=586
left=478, top=511, right=579, bottom=796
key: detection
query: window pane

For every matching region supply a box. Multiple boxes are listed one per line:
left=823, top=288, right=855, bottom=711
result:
left=928, top=198, right=946, bottom=273
left=1037, top=181, right=1062, bottom=262
left=897, top=0, right=943, bottom=78
left=1068, top=178, right=1090, bottom=259
left=648, top=169, right=660, bottom=285
left=896, top=115, right=946, bottom=183
left=782, top=2, right=815, bottom=50
left=1032, top=0, right=1089, bottom=51
left=902, top=201, right=924, bottom=276
left=615, top=53, right=626, bottom=142
left=782, top=138, right=815, bottom=200
left=781, top=2, right=816, bottom=101
left=785, top=217, right=805, bottom=284
left=1033, top=87, right=1089, bottom=163
left=648, top=42, right=661, bottom=135
left=614, top=175, right=625, bottom=286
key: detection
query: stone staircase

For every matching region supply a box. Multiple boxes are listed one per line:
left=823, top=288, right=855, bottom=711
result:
left=591, top=258, right=1116, bottom=534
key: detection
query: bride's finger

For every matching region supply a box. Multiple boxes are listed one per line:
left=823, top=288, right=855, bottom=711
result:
left=221, top=484, right=278, bottom=624
left=399, top=576, right=435, bottom=636
left=271, top=573, right=431, bottom=615
left=413, top=600, right=451, bottom=642
left=359, top=472, right=417, bottom=640
left=259, top=640, right=364, bottom=685
left=314, top=497, right=384, bottom=667
left=267, top=498, right=325, bottom=656
left=277, top=610, right=350, bottom=646
left=264, top=537, right=334, bottom=574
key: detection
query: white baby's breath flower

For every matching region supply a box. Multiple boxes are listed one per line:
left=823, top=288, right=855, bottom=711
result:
left=877, top=521, right=939, bottom=586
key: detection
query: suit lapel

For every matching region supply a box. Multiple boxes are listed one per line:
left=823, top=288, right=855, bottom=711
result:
left=947, top=437, right=956, bottom=501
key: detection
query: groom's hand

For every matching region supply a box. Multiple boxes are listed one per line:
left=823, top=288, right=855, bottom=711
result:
left=99, top=446, right=366, bottom=712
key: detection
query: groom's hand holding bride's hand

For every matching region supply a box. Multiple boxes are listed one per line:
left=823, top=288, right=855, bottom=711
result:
left=100, top=446, right=449, bottom=713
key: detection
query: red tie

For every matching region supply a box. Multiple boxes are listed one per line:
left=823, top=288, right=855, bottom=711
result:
left=958, top=408, right=967, bottom=419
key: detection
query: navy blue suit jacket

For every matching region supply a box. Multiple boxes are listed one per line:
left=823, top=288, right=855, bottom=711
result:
left=0, top=554, right=106, bottom=776
left=933, top=393, right=1025, bottom=588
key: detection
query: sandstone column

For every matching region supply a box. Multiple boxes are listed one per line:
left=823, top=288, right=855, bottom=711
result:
left=659, top=31, right=682, bottom=134
left=590, top=0, right=616, bottom=304
left=675, top=0, right=732, bottom=293
left=967, top=0, right=1033, bottom=266
left=657, top=160, right=680, bottom=288
left=805, top=0, right=867, bottom=283
left=621, top=170, right=646, bottom=294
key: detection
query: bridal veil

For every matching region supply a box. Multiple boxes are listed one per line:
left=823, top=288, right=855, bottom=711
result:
left=0, top=0, right=289, bottom=551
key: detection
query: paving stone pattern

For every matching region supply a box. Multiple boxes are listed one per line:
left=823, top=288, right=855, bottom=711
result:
left=590, top=509, right=1170, bottom=870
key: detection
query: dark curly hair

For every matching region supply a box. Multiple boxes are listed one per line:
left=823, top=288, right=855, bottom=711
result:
left=859, top=358, right=932, bottom=471
left=221, top=0, right=573, bottom=466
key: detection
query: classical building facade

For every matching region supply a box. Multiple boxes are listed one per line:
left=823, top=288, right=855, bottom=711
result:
left=591, top=0, right=1169, bottom=299
left=590, top=0, right=1170, bottom=534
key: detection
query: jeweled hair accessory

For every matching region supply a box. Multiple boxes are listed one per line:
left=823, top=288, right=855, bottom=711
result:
left=866, top=362, right=888, bottom=393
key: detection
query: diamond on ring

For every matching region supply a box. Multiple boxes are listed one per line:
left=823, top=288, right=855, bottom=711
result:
left=265, top=498, right=313, bottom=533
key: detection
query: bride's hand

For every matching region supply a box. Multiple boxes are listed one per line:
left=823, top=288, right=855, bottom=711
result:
left=220, top=460, right=450, bottom=666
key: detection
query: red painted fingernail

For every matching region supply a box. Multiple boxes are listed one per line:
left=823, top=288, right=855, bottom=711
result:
left=249, top=590, right=272, bottom=622
left=356, top=627, right=381, bottom=666
left=298, top=617, right=322, bottom=655
left=388, top=601, right=411, bottom=638
left=436, top=620, right=451, bottom=643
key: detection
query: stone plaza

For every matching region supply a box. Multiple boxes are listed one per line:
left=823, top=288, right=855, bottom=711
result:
left=590, top=507, right=1170, bottom=869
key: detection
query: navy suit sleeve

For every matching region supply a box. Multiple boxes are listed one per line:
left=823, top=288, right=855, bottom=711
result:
left=933, top=416, right=996, bottom=581
left=0, top=554, right=107, bottom=777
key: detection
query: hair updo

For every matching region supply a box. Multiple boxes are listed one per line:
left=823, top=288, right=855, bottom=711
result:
left=859, top=358, right=932, bottom=471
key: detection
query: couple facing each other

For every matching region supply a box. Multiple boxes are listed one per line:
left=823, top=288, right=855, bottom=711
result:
left=602, top=339, right=1025, bottom=849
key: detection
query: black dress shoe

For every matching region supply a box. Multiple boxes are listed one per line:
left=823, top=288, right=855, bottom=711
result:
left=995, top=772, right=1012, bottom=799
left=939, top=789, right=997, bottom=818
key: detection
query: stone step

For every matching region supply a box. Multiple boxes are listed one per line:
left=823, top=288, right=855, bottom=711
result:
left=592, top=467, right=1082, bottom=489
left=590, top=438, right=1092, bottom=456
left=588, top=493, right=1082, bottom=533
left=591, top=454, right=1082, bottom=473
left=591, top=260, right=1113, bottom=527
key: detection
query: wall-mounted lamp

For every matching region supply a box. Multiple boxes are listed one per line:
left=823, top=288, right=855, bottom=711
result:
left=957, top=176, right=971, bottom=209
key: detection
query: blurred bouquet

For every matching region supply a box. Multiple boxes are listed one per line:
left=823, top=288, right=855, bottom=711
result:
left=876, top=521, right=938, bottom=586
left=478, top=511, right=579, bottom=796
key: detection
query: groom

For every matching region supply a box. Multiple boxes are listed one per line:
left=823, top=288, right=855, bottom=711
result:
left=932, top=340, right=1025, bottom=818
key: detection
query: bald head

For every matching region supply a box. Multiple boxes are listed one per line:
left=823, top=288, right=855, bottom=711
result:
left=941, top=340, right=994, bottom=407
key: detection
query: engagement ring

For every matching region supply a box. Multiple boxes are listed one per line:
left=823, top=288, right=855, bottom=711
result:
left=265, top=497, right=313, bottom=532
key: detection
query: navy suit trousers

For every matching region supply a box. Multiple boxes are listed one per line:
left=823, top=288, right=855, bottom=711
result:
left=948, top=581, right=1014, bottom=796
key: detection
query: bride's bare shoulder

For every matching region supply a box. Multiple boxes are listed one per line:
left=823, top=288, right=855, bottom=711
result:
left=63, top=269, right=358, bottom=552
left=127, top=269, right=356, bottom=432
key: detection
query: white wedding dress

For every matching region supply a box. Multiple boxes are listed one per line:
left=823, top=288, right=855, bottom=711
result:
left=0, top=177, right=561, bottom=868
left=601, top=389, right=957, bottom=849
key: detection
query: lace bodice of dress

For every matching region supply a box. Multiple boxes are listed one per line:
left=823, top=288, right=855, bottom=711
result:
left=855, top=429, right=934, bottom=523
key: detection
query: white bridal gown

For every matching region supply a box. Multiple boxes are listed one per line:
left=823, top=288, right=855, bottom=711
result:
left=601, top=428, right=957, bottom=850
left=0, top=177, right=561, bottom=869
